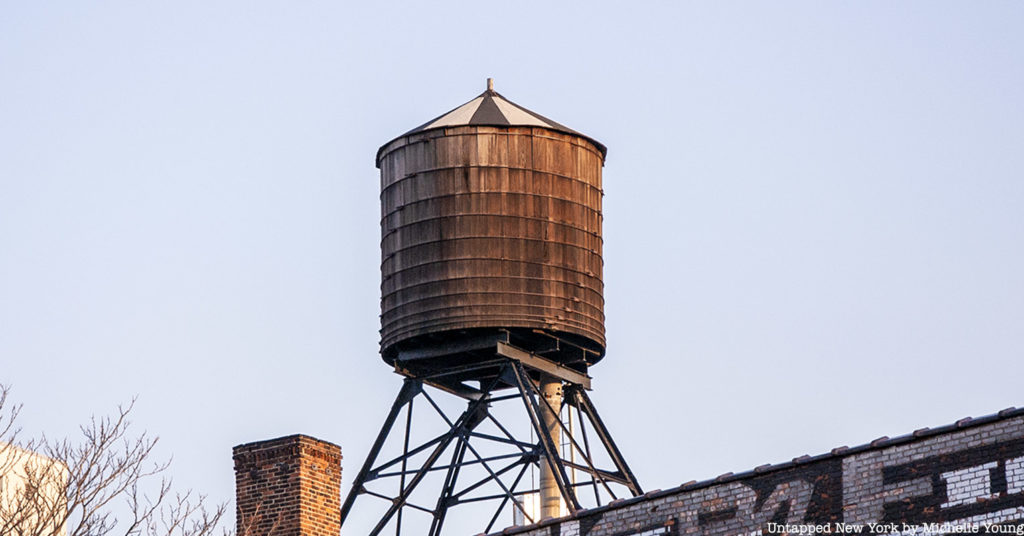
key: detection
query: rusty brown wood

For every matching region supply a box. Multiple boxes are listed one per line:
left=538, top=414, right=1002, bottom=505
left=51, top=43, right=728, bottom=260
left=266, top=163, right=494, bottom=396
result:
left=378, top=126, right=606, bottom=362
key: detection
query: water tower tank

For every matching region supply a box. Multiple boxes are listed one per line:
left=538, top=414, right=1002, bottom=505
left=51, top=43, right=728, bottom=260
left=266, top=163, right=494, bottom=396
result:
left=377, top=80, right=607, bottom=372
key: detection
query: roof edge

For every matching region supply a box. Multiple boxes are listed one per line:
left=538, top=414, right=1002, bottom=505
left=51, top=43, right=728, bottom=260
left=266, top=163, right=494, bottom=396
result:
left=486, top=405, right=1024, bottom=536
left=375, top=84, right=609, bottom=165
left=375, top=123, right=608, bottom=167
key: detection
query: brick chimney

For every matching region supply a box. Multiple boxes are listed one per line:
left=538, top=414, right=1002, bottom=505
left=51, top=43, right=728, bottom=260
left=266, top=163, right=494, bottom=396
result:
left=233, top=435, right=342, bottom=536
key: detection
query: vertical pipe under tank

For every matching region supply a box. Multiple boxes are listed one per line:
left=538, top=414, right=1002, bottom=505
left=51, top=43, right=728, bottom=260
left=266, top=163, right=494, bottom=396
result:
left=538, top=374, right=563, bottom=519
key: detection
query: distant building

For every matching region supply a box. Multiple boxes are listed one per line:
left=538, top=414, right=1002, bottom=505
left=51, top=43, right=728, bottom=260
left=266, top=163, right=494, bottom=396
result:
left=0, top=442, right=67, bottom=536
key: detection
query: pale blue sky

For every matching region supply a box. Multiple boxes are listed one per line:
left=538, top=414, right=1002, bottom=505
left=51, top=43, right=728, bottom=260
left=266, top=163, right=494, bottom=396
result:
left=2, top=2, right=1023, bottom=534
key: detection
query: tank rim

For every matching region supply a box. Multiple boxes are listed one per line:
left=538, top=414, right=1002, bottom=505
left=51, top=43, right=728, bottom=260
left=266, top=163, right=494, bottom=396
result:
left=375, top=124, right=607, bottom=168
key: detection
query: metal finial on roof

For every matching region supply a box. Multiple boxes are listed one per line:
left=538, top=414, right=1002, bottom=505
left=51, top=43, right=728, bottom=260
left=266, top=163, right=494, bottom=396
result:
left=487, top=78, right=494, bottom=91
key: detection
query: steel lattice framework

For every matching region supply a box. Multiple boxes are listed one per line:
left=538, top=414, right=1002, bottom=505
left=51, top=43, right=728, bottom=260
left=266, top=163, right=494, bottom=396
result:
left=340, top=344, right=642, bottom=536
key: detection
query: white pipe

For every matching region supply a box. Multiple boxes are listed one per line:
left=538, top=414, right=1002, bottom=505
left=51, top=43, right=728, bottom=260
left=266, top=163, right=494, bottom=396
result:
left=538, top=373, right=563, bottom=519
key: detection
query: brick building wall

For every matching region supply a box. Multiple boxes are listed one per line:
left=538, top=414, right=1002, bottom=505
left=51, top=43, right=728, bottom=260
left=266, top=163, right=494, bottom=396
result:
left=499, top=409, right=1024, bottom=536
left=233, top=434, right=342, bottom=536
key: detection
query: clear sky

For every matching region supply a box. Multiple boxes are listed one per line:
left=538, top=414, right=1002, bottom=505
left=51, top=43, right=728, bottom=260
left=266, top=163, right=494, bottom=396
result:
left=2, top=2, right=1022, bottom=535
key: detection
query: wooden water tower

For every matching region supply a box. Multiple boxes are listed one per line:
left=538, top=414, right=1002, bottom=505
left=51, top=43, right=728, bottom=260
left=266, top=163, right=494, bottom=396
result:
left=342, top=80, right=641, bottom=536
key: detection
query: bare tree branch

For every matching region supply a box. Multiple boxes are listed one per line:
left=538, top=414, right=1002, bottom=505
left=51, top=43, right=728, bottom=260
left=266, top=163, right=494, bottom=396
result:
left=0, top=385, right=229, bottom=536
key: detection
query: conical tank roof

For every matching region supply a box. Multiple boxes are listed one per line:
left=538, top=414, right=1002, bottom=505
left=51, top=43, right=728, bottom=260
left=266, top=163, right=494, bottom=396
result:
left=376, top=79, right=607, bottom=165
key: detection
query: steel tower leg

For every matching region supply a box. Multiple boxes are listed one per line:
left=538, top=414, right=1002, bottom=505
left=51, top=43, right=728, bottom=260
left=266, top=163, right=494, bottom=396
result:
left=566, top=385, right=643, bottom=496
left=341, top=349, right=641, bottom=535
left=367, top=374, right=501, bottom=536
left=341, top=378, right=422, bottom=526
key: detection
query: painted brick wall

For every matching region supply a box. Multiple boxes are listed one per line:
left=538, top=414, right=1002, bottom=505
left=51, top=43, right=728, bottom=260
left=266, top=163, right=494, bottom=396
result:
left=499, top=410, right=1024, bottom=536
left=233, top=434, right=342, bottom=536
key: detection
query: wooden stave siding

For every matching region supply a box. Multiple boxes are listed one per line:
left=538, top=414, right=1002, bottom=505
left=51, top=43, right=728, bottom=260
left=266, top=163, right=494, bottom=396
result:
left=378, top=125, right=605, bottom=356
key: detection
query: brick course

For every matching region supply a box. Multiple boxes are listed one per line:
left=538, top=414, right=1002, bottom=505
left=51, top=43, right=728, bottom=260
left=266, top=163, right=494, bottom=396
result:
left=233, top=434, right=341, bottom=536
left=497, top=409, right=1024, bottom=536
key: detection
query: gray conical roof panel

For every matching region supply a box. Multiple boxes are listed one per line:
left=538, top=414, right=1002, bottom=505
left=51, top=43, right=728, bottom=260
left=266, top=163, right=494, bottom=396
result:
left=376, top=83, right=607, bottom=164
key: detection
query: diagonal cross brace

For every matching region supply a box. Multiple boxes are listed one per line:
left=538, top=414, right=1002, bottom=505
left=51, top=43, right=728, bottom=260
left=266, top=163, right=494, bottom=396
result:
left=341, top=378, right=422, bottom=526
left=367, top=372, right=505, bottom=536
left=566, top=385, right=643, bottom=496
left=510, top=361, right=582, bottom=514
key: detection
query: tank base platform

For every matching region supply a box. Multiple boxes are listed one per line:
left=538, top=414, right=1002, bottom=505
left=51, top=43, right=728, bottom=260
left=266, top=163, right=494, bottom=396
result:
left=386, top=328, right=600, bottom=398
